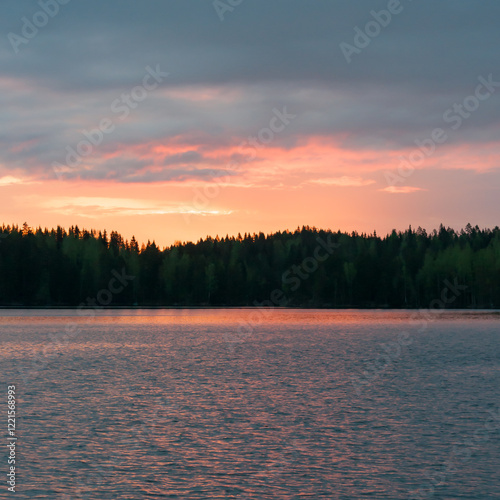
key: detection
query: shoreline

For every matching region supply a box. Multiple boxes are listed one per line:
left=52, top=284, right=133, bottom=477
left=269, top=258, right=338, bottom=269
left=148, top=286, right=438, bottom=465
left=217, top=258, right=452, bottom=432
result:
left=1, top=305, right=499, bottom=311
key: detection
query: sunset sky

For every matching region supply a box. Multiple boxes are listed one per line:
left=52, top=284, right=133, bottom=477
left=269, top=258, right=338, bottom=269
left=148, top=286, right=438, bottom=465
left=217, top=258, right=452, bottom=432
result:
left=1, top=0, right=500, bottom=247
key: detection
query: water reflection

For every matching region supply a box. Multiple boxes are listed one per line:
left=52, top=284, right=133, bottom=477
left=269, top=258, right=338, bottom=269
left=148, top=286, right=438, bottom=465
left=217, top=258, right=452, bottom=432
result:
left=1, top=309, right=499, bottom=498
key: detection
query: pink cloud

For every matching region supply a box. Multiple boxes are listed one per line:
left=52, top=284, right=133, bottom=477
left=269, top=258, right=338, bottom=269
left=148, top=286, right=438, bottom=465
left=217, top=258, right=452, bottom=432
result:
left=381, top=186, right=426, bottom=194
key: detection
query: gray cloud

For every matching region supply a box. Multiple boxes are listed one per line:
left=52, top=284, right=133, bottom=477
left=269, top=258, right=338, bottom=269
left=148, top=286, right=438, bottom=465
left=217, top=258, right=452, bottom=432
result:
left=1, top=0, right=500, bottom=181
left=3, top=1, right=500, bottom=88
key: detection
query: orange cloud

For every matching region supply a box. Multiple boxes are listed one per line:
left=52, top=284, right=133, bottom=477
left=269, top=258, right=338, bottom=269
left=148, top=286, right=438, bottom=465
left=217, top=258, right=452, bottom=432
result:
left=381, top=186, right=426, bottom=194
left=309, top=176, right=376, bottom=187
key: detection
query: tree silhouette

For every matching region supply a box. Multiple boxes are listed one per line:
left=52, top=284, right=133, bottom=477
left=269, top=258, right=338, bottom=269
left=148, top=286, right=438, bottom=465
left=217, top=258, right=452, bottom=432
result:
left=0, top=223, right=498, bottom=307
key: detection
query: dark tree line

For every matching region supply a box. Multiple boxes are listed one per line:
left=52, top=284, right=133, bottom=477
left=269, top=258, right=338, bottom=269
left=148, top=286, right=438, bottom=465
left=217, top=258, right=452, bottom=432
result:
left=0, top=222, right=499, bottom=308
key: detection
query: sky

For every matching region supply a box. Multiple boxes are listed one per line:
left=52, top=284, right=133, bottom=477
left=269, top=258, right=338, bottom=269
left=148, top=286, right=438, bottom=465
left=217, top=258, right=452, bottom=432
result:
left=1, top=0, right=500, bottom=247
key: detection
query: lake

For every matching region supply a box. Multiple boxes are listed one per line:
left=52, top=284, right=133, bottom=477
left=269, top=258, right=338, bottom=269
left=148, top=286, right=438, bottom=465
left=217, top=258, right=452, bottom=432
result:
left=1, top=309, right=499, bottom=499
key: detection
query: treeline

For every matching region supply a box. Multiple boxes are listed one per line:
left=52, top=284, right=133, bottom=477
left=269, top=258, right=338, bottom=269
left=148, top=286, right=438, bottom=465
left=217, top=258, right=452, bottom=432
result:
left=0, top=222, right=499, bottom=308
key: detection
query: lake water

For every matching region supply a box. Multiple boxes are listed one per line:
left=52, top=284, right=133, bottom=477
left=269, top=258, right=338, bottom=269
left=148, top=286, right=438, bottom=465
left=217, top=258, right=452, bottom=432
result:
left=1, top=309, right=499, bottom=499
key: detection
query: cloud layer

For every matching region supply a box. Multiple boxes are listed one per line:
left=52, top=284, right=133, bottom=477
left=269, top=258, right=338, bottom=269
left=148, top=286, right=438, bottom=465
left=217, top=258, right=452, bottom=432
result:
left=1, top=1, right=499, bottom=243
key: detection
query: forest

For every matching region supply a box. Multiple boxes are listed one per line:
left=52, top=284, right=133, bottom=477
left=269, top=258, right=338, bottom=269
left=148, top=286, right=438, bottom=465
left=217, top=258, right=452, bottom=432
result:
left=0, top=222, right=499, bottom=308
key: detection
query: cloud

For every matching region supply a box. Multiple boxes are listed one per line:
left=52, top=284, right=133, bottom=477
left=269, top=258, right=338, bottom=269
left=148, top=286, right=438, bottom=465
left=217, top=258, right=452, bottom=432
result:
left=41, top=196, right=232, bottom=218
left=3, top=1, right=500, bottom=90
left=309, top=176, right=375, bottom=187
left=0, top=1, right=499, bottom=190
left=0, top=176, right=25, bottom=186
left=381, top=186, right=426, bottom=194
